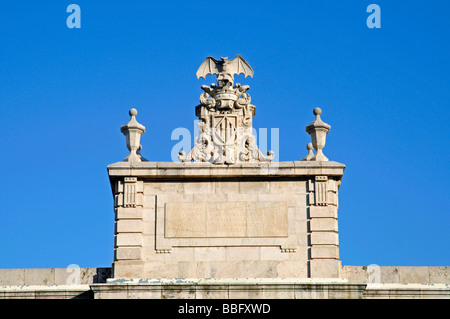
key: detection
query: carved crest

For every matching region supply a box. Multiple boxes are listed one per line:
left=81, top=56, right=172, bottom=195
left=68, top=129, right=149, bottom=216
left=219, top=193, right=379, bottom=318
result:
left=179, top=55, right=274, bottom=164
left=212, top=115, right=237, bottom=146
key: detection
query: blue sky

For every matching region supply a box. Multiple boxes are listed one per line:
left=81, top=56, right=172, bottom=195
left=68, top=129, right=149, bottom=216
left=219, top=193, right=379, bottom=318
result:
left=0, top=1, right=448, bottom=269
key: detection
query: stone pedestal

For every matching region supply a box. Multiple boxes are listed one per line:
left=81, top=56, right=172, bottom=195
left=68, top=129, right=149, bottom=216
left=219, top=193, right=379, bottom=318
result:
left=107, top=160, right=345, bottom=280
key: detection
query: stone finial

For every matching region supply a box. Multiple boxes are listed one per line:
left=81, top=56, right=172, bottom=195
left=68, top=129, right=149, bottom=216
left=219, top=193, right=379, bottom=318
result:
left=300, top=143, right=315, bottom=161
left=120, top=108, right=147, bottom=162
left=305, top=108, right=331, bottom=161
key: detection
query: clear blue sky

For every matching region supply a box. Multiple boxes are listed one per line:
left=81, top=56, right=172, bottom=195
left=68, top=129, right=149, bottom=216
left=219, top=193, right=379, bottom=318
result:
left=0, top=1, right=448, bottom=269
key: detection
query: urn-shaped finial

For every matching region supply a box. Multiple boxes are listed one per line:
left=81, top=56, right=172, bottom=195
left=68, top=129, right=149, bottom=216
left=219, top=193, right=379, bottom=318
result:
left=305, top=108, right=331, bottom=161
left=120, top=108, right=146, bottom=162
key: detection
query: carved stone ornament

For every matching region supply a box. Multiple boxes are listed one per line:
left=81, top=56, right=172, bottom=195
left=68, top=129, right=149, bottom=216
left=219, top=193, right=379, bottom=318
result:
left=179, top=55, right=274, bottom=164
left=305, top=108, right=331, bottom=161
left=121, top=108, right=147, bottom=162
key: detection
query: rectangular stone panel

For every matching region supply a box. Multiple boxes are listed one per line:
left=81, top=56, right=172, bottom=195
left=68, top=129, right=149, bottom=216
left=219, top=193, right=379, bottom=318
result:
left=310, top=232, right=339, bottom=245
left=115, top=207, right=143, bottom=220
left=115, top=247, right=142, bottom=260
left=309, top=205, right=337, bottom=218
left=164, top=201, right=288, bottom=238
left=116, top=220, right=142, bottom=233
left=115, top=233, right=142, bottom=246
left=246, top=202, right=289, bottom=237
left=206, top=202, right=247, bottom=237
left=310, top=218, right=338, bottom=232
left=310, top=245, right=339, bottom=259
left=164, top=202, right=207, bottom=237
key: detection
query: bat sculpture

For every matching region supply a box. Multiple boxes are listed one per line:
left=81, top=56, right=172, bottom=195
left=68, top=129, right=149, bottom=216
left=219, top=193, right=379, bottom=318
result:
left=196, top=55, right=254, bottom=86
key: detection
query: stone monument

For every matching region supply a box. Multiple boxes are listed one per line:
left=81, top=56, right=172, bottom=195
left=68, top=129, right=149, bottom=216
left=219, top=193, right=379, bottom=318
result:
left=106, top=55, right=346, bottom=283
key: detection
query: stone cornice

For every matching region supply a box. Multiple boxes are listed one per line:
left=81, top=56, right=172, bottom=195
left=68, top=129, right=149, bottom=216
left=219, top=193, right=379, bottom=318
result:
left=107, top=161, right=346, bottom=180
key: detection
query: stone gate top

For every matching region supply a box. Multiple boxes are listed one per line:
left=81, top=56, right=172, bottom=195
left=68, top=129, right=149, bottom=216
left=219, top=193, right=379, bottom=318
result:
left=107, top=55, right=345, bottom=280
left=120, top=55, right=334, bottom=166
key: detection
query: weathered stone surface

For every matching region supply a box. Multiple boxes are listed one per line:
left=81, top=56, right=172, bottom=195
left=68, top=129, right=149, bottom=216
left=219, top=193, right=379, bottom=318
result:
left=309, top=206, right=337, bottom=218
left=0, top=285, right=93, bottom=299
left=0, top=268, right=111, bottom=286
left=0, top=271, right=448, bottom=299
left=107, top=161, right=346, bottom=179
left=178, top=261, right=212, bottom=278
left=342, top=266, right=450, bottom=285
left=310, top=232, right=339, bottom=246
left=108, top=159, right=347, bottom=279
left=89, top=279, right=372, bottom=299
left=164, top=202, right=207, bottom=237
left=276, top=261, right=308, bottom=278
left=23, top=268, right=55, bottom=286
left=311, top=245, right=339, bottom=259
left=115, top=233, right=142, bottom=247
left=114, top=261, right=144, bottom=278
left=116, top=220, right=142, bottom=233
left=429, top=267, right=450, bottom=283
left=116, top=247, right=142, bottom=260
left=164, top=201, right=288, bottom=238
left=310, top=218, right=338, bottom=232
left=115, top=207, right=143, bottom=220
left=0, top=269, right=25, bottom=286
left=310, top=259, right=341, bottom=278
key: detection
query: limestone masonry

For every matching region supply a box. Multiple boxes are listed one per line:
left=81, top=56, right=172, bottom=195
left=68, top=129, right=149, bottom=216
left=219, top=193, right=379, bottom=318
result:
left=1, top=56, right=448, bottom=299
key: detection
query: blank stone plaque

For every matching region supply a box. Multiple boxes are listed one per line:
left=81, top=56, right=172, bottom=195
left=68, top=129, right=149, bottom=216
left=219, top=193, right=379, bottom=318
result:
left=164, top=201, right=288, bottom=239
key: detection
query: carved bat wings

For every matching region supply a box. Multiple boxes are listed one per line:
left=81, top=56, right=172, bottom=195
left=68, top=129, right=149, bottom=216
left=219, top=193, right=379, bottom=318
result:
left=196, top=55, right=254, bottom=80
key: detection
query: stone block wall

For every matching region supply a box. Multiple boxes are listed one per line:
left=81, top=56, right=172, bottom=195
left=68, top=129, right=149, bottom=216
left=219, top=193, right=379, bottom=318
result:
left=0, top=267, right=110, bottom=286
left=113, top=179, right=310, bottom=279
left=341, top=266, right=450, bottom=284
left=109, top=161, right=346, bottom=279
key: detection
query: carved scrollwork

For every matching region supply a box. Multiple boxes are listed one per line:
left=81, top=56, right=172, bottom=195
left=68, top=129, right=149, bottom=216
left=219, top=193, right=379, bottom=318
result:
left=237, top=131, right=275, bottom=163
left=239, top=134, right=259, bottom=162
left=242, top=104, right=254, bottom=126
left=199, top=92, right=216, bottom=110
left=235, top=92, right=251, bottom=109
left=178, top=121, right=215, bottom=162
